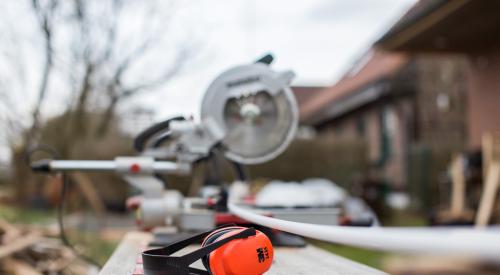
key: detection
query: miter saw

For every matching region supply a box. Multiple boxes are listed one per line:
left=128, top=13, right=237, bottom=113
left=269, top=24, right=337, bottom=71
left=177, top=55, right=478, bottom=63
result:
left=32, top=55, right=340, bottom=244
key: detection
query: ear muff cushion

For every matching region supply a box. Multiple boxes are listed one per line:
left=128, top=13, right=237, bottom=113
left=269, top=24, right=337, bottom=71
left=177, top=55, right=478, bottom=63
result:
left=208, top=228, right=274, bottom=275
left=202, top=227, right=244, bottom=272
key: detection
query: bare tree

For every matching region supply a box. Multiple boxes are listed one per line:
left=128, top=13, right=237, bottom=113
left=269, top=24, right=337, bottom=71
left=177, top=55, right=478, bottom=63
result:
left=0, top=0, right=198, bottom=201
left=2, top=0, right=195, bottom=146
left=63, top=0, right=195, bottom=139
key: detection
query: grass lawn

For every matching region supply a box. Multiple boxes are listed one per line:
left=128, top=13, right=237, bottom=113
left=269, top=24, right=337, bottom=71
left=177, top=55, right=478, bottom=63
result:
left=68, top=229, right=119, bottom=266
left=311, top=211, right=428, bottom=270
left=311, top=240, right=388, bottom=269
left=0, top=204, right=55, bottom=225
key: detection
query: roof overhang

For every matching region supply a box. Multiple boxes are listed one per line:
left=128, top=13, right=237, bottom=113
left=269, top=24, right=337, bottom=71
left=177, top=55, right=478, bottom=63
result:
left=304, top=80, right=391, bottom=126
left=376, top=0, right=500, bottom=53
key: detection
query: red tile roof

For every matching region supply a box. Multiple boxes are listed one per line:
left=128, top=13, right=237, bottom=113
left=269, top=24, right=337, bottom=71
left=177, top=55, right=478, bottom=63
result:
left=292, top=86, right=325, bottom=107
left=300, top=50, right=408, bottom=122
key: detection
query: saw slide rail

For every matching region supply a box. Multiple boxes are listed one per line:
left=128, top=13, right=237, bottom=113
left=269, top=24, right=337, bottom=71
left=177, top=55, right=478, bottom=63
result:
left=228, top=201, right=500, bottom=260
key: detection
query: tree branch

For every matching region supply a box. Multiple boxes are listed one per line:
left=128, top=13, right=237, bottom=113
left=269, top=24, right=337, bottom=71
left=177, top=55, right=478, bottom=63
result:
left=26, top=0, right=57, bottom=144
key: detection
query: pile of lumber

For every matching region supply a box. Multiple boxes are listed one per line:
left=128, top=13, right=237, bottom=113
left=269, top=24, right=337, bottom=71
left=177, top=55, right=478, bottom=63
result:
left=0, top=219, right=93, bottom=275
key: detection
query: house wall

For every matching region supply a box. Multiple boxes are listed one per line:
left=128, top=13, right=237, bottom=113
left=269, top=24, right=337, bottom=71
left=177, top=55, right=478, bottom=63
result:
left=467, top=52, right=500, bottom=148
left=414, top=55, right=468, bottom=150
left=365, top=108, right=382, bottom=162
left=317, top=98, right=413, bottom=188
left=312, top=55, right=468, bottom=190
left=382, top=100, right=413, bottom=188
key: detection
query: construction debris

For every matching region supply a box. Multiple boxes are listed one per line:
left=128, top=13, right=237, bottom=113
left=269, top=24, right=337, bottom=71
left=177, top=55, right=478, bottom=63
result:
left=0, top=219, right=93, bottom=275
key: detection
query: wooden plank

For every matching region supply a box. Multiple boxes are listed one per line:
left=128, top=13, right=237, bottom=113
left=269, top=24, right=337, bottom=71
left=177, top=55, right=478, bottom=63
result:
left=100, top=232, right=386, bottom=275
left=475, top=162, right=500, bottom=227
left=482, top=132, right=500, bottom=181
left=482, top=133, right=493, bottom=181
left=99, top=232, right=152, bottom=275
left=0, top=232, right=41, bottom=258
left=2, top=258, right=42, bottom=275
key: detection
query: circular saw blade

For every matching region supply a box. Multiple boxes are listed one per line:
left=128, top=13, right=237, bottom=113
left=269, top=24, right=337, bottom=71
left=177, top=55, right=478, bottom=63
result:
left=201, top=64, right=298, bottom=164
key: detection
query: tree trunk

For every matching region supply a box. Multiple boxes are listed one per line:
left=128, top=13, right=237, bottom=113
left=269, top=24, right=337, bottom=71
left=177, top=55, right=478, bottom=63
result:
left=72, top=63, right=94, bottom=136
left=25, top=29, right=52, bottom=145
left=95, top=95, right=120, bottom=137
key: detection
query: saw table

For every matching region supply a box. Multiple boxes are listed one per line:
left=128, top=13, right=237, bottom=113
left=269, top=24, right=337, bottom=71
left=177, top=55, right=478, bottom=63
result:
left=99, top=231, right=386, bottom=275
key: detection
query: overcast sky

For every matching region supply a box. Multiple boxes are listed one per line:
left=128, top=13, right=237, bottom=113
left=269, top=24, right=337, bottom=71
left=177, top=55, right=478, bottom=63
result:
left=131, top=0, right=417, bottom=119
left=0, top=0, right=416, bottom=162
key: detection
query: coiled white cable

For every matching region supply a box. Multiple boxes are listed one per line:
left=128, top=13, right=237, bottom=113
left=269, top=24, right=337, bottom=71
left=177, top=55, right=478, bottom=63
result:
left=229, top=202, right=500, bottom=260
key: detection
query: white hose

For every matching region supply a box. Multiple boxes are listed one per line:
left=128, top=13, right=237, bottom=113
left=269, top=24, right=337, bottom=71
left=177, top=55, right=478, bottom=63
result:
left=229, top=202, right=500, bottom=260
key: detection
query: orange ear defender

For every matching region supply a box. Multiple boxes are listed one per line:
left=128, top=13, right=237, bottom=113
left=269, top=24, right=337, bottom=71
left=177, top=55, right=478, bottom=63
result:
left=142, top=225, right=274, bottom=275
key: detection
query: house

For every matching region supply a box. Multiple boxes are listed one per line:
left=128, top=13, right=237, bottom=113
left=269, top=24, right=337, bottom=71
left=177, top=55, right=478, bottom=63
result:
left=300, top=0, right=500, bottom=211
left=375, top=0, right=500, bottom=149
left=300, top=49, right=467, bottom=191
left=292, top=86, right=325, bottom=107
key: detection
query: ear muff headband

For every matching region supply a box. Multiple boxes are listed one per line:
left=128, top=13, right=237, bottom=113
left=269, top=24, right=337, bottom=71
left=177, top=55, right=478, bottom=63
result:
left=142, top=226, right=256, bottom=275
left=202, top=226, right=245, bottom=247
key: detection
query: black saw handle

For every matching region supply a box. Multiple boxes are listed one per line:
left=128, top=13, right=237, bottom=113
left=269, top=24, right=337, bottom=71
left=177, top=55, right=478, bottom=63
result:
left=133, top=116, right=185, bottom=152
